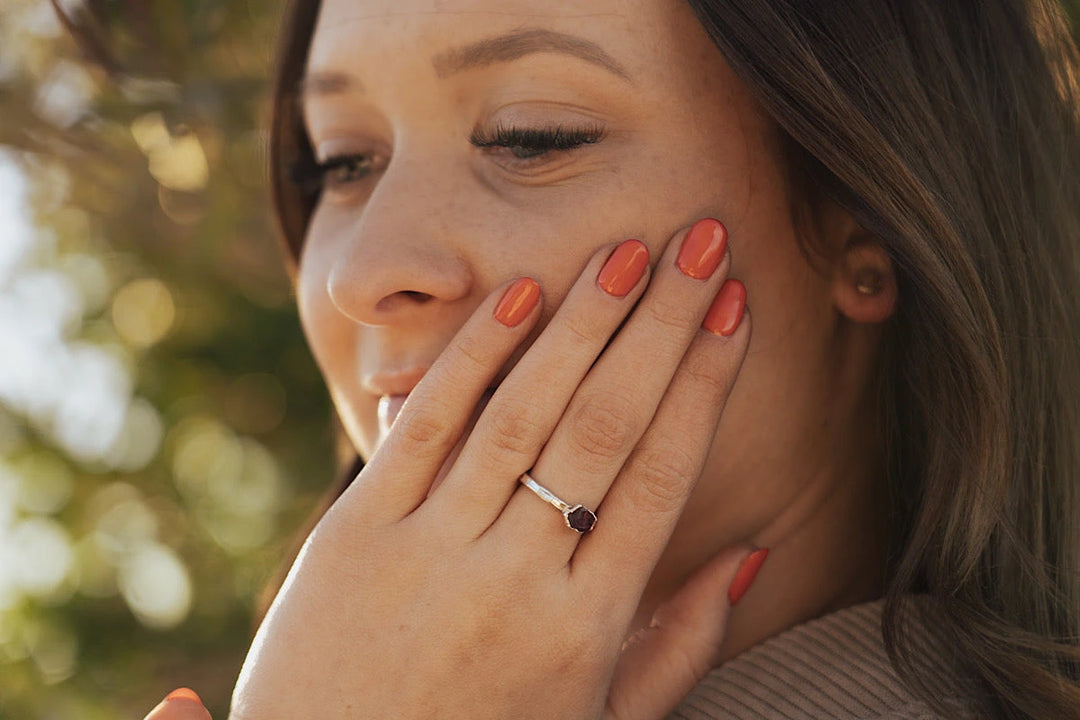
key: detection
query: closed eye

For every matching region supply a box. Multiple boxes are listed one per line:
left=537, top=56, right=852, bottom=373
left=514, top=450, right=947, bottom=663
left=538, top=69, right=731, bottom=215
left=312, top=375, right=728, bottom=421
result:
left=289, top=153, right=382, bottom=197
left=289, top=122, right=606, bottom=196
left=469, top=123, right=606, bottom=162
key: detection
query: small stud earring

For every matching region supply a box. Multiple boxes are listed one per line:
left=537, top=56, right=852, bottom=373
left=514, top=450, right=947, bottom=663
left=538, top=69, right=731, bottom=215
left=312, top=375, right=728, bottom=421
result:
left=854, top=268, right=884, bottom=296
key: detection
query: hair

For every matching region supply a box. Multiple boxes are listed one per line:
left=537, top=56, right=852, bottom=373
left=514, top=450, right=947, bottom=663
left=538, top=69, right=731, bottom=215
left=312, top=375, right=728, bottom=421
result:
left=268, top=1, right=1080, bottom=717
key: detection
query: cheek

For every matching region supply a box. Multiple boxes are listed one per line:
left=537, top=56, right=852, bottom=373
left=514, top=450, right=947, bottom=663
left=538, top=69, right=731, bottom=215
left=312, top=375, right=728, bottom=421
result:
left=296, top=237, right=381, bottom=458
left=296, top=234, right=341, bottom=373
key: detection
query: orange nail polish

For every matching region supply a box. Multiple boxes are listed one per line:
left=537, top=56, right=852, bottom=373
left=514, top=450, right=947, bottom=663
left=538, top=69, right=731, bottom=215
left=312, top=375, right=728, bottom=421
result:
left=165, top=688, right=203, bottom=704
left=728, top=548, right=769, bottom=606
left=494, top=278, right=540, bottom=327
left=597, top=240, right=650, bottom=297
left=703, top=279, right=747, bottom=336
left=676, top=218, right=727, bottom=279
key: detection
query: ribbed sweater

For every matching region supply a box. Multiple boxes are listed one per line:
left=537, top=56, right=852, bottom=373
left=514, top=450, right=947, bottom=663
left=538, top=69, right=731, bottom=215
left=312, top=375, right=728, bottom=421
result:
left=668, top=598, right=971, bottom=720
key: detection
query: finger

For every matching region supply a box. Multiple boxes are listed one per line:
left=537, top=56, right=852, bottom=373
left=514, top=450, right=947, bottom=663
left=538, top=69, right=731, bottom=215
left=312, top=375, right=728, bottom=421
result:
left=143, top=689, right=212, bottom=720
left=603, top=547, right=767, bottom=720
left=494, top=219, right=732, bottom=560
left=428, top=240, right=651, bottom=534
left=355, top=277, right=543, bottom=521
left=576, top=287, right=750, bottom=588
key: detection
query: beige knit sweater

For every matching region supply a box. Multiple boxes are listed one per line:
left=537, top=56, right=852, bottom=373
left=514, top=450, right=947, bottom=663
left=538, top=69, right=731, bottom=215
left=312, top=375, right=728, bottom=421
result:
left=668, top=599, right=972, bottom=720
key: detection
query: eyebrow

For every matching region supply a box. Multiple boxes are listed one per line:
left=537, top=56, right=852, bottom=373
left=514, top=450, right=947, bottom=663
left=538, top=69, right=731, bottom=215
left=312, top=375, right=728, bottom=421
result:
left=298, top=71, right=354, bottom=98
left=299, top=27, right=631, bottom=100
left=432, top=28, right=631, bottom=81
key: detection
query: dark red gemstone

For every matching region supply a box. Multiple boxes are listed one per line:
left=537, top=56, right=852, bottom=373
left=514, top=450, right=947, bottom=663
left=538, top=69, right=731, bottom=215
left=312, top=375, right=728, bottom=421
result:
left=566, top=506, right=596, bottom=533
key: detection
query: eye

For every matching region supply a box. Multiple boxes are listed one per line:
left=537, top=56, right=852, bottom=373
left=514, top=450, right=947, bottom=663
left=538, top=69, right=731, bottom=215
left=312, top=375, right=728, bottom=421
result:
left=288, top=153, right=379, bottom=197
left=469, top=123, right=606, bottom=163
left=319, top=155, right=374, bottom=187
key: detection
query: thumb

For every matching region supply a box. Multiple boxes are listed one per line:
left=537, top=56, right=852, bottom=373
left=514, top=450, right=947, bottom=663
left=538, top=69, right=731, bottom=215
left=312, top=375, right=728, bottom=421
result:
left=604, top=547, right=769, bottom=720
left=143, top=688, right=213, bottom=720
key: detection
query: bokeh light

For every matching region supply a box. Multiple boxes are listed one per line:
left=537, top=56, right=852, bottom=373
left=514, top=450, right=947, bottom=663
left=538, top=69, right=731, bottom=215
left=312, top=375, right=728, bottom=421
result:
left=6, top=517, right=74, bottom=599
left=13, top=452, right=73, bottom=516
left=26, top=621, right=78, bottom=685
left=104, top=397, right=165, bottom=472
left=111, top=278, right=176, bottom=348
left=1, top=3, right=336, bottom=717
left=118, top=542, right=192, bottom=630
left=131, top=112, right=210, bottom=192
left=33, top=59, right=95, bottom=128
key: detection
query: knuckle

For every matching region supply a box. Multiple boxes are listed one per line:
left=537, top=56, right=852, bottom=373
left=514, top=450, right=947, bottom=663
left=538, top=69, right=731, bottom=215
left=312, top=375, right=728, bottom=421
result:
left=560, top=313, right=600, bottom=348
left=676, top=352, right=731, bottom=396
left=484, top=397, right=545, bottom=458
left=644, top=294, right=700, bottom=334
left=626, top=444, right=697, bottom=513
left=393, top=408, right=449, bottom=450
left=449, top=331, right=491, bottom=376
left=567, top=391, right=638, bottom=466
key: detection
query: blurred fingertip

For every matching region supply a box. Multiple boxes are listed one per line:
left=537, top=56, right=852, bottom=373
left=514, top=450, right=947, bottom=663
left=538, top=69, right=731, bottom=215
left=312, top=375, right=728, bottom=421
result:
left=144, top=687, right=212, bottom=720
left=166, top=688, right=203, bottom=704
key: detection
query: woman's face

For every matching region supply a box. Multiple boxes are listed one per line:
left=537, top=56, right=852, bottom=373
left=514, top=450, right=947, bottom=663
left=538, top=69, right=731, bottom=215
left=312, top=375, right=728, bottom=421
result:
left=298, top=0, right=850, bottom=601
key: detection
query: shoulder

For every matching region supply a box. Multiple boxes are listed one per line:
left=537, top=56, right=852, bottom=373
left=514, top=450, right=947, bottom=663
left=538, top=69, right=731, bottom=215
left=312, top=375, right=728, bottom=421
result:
left=667, top=598, right=974, bottom=720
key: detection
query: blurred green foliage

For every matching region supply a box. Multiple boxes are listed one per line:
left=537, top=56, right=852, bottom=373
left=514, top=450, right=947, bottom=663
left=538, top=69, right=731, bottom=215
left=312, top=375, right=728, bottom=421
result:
left=0, top=1, right=336, bottom=718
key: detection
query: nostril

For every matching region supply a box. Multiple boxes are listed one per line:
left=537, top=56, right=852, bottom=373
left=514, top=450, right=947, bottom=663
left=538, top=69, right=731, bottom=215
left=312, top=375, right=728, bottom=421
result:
left=373, top=290, right=435, bottom=313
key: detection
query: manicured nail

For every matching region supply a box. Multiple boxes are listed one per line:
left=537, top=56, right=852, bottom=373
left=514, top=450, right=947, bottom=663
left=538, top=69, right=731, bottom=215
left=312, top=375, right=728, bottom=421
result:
left=703, top=279, right=747, bottom=336
left=597, top=240, right=650, bottom=297
left=676, top=218, right=727, bottom=279
left=165, top=688, right=203, bottom=704
left=494, top=278, right=541, bottom=327
left=728, top=548, right=769, bottom=606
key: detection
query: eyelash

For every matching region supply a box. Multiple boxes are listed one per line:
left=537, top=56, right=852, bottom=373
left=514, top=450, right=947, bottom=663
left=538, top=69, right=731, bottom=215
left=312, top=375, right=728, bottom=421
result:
left=290, top=154, right=375, bottom=196
left=468, top=123, right=606, bottom=160
left=290, top=123, right=606, bottom=195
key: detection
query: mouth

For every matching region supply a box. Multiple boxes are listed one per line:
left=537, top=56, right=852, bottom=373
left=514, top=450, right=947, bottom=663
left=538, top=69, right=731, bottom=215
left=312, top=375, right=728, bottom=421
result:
left=376, top=393, right=411, bottom=436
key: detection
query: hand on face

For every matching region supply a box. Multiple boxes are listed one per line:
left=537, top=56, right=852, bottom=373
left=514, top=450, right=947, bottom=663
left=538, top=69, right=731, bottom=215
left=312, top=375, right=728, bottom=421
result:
left=230, top=219, right=755, bottom=720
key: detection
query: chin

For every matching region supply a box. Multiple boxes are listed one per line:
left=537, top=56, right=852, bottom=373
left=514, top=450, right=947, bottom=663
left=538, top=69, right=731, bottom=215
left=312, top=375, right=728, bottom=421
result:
left=333, top=407, right=378, bottom=463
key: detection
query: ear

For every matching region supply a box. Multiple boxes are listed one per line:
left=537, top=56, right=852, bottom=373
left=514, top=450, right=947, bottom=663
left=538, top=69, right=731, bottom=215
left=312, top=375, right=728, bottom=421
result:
left=827, top=212, right=898, bottom=324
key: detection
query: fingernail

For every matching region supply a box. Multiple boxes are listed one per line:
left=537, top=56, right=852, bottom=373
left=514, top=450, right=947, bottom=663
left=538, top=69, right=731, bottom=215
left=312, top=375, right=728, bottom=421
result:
left=703, top=279, right=747, bottom=336
left=597, top=240, right=650, bottom=297
left=494, top=278, right=541, bottom=327
left=165, top=688, right=203, bottom=704
left=728, top=548, right=769, bottom=606
left=676, top=218, right=727, bottom=279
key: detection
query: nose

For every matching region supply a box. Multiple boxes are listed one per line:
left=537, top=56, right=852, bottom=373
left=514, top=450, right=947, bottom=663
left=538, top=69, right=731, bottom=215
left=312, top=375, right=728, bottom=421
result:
left=325, top=159, right=474, bottom=327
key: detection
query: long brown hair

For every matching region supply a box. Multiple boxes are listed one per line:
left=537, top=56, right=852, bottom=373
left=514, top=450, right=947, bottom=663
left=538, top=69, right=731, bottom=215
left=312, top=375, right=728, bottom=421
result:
left=268, top=1, right=1080, bottom=717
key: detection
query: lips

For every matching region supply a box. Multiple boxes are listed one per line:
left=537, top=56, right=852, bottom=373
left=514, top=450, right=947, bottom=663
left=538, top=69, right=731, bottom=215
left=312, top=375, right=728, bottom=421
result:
left=362, top=367, right=429, bottom=398
left=377, top=394, right=410, bottom=436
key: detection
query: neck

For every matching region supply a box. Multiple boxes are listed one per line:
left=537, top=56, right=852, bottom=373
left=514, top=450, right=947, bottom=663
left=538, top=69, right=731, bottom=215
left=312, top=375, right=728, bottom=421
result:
left=631, top=317, right=891, bottom=660
left=715, top=448, right=888, bottom=661
left=628, top=439, right=888, bottom=656
left=719, top=317, right=891, bottom=659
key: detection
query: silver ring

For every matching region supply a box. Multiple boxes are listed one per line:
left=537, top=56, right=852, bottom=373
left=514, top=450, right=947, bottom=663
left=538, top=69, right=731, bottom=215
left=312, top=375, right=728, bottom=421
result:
left=518, top=472, right=597, bottom=533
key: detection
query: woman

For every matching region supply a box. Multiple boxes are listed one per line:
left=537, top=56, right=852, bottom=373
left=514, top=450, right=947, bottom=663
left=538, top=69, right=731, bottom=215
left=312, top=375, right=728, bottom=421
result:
left=146, top=0, right=1080, bottom=718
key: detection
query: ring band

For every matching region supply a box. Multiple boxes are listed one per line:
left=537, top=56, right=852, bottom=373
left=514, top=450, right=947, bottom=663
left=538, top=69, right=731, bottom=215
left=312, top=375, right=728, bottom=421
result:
left=519, top=472, right=597, bottom=533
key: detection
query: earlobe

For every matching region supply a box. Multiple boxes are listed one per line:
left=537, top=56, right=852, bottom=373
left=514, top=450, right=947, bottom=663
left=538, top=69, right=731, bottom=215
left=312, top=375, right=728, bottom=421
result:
left=832, top=238, right=898, bottom=324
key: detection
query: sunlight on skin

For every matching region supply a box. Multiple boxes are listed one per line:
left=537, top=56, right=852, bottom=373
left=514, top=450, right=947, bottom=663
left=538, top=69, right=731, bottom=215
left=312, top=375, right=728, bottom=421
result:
left=297, top=0, right=888, bottom=658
